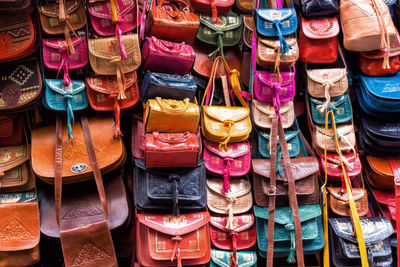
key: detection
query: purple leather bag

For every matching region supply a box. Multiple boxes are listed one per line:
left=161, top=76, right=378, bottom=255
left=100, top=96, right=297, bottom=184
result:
left=252, top=33, right=295, bottom=111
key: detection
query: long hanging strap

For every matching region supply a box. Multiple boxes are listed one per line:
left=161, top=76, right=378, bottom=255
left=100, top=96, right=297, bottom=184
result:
left=388, top=158, right=400, bottom=266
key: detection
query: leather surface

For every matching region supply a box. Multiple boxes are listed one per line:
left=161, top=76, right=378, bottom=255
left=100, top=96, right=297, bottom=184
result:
left=209, top=249, right=257, bottom=267
left=236, top=0, right=252, bottom=13
left=0, top=0, right=33, bottom=12
left=142, top=36, right=195, bottom=75
left=365, top=156, right=400, bottom=189
left=307, top=67, right=348, bottom=98
left=372, top=189, right=396, bottom=230
left=328, top=187, right=368, bottom=217
left=131, top=114, right=145, bottom=159
left=0, top=115, right=23, bottom=147
left=140, top=71, right=197, bottom=101
left=144, top=97, right=200, bottom=133
left=189, top=0, right=233, bottom=19
left=257, top=127, right=301, bottom=159
left=300, top=0, right=338, bottom=17
left=253, top=69, right=295, bottom=103
left=253, top=100, right=295, bottom=129
left=254, top=8, right=297, bottom=37
left=243, top=15, right=254, bottom=48
left=318, top=151, right=361, bottom=181
left=308, top=93, right=352, bottom=125
left=256, top=37, right=299, bottom=69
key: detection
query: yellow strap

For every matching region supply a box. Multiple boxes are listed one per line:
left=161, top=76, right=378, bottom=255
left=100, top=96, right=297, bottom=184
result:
left=323, top=111, right=369, bottom=267
left=110, top=0, right=119, bottom=22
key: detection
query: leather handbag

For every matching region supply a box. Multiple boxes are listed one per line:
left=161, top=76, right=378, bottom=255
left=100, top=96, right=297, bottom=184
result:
left=141, top=36, right=195, bottom=75
left=196, top=13, right=243, bottom=57
left=38, top=0, right=87, bottom=54
left=0, top=58, right=42, bottom=113
left=144, top=97, right=200, bottom=133
left=329, top=217, right=394, bottom=267
left=318, top=151, right=361, bottom=182
left=300, top=0, right=339, bottom=17
left=145, top=131, right=201, bottom=167
left=372, top=189, right=396, bottom=230
left=252, top=100, right=295, bottom=130
left=365, top=156, right=400, bottom=189
left=0, top=13, right=37, bottom=62
left=0, top=0, right=33, bottom=12
left=328, top=187, right=368, bottom=217
left=254, top=204, right=324, bottom=261
left=31, top=116, right=126, bottom=184
left=359, top=33, right=400, bottom=76
left=0, top=191, right=40, bottom=267
left=136, top=211, right=211, bottom=267
left=299, top=17, right=339, bottom=64
left=308, top=93, right=352, bottom=125
left=236, top=0, right=252, bottom=13
left=131, top=114, right=145, bottom=159
left=203, top=140, right=251, bottom=193
left=201, top=56, right=251, bottom=150
left=86, top=72, right=139, bottom=137
left=140, top=71, right=197, bottom=101
left=0, top=145, right=35, bottom=193
left=209, top=249, right=257, bottom=267
left=133, top=159, right=206, bottom=216
left=0, top=115, right=23, bottom=147
left=189, top=0, right=234, bottom=22
left=43, top=79, right=88, bottom=140
left=146, top=0, right=200, bottom=43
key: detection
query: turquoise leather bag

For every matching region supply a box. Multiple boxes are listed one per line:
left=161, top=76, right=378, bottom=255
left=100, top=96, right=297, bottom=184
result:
left=43, top=79, right=88, bottom=139
left=308, top=93, right=352, bottom=125
left=208, top=249, right=257, bottom=267
left=254, top=204, right=324, bottom=261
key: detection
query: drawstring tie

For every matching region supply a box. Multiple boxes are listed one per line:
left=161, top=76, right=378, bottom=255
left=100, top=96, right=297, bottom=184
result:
left=285, top=223, right=296, bottom=263
left=168, top=174, right=181, bottom=217
left=58, top=0, right=78, bottom=55
left=225, top=196, right=237, bottom=230
left=272, top=20, right=290, bottom=60
left=317, top=81, right=335, bottom=113
left=64, top=94, right=74, bottom=140
left=111, top=95, right=122, bottom=138
left=222, top=157, right=234, bottom=193
left=370, top=0, right=391, bottom=69
left=229, top=231, right=238, bottom=267
left=219, top=120, right=235, bottom=151
left=272, top=84, right=282, bottom=119
left=208, top=31, right=225, bottom=58
left=171, top=236, right=183, bottom=267
left=57, top=52, right=73, bottom=86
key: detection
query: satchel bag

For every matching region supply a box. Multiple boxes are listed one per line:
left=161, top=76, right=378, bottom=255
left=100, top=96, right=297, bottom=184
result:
left=253, top=100, right=295, bottom=130
left=43, top=79, right=88, bottom=140
left=133, top=159, right=206, bottom=216
left=300, top=0, right=339, bottom=17
left=318, top=151, right=361, bottom=182
left=0, top=58, right=42, bottom=113
left=203, top=140, right=251, bottom=193
left=196, top=13, right=243, bottom=58
left=0, top=0, right=33, bottom=12
left=209, top=249, right=257, bottom=267
left=0, top=13, right=37, bottom=62
left=86, top=72, right=139, bottom=138
left=145, top=131, right=201, bottom=167
left=0, top=191, right=40, bottom=267
left=299, top=17, right=339, bottom=64
left=147, top=0, right=200, bottom=43
left=136, top=211, right=211, bottom=267
left=365, top=156, right=400, bottom=189
left=0, top=115, right=23, bottom=147
left=31, top=116, right=126, bottom=184
left=189, top=0, right=234, bottom=22
left=327, top=187, right=368, bottom=217
left=144, top=97, right=200, bottom=133
left=201, top=56, right=251, bottom=150
left=142, top=36, right=195, bottom=75
left=140, top=71, right=197, bottom=101
left=308, top=93, right=352, bottom=125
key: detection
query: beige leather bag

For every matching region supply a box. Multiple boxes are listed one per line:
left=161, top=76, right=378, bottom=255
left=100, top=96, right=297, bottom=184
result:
left=252, top=100, right=295, bottom=129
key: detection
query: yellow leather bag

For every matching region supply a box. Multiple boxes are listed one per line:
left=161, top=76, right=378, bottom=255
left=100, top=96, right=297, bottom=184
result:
left=144, top=97, right=200, bottom=133
left=201, top=56, right=251, bottom=150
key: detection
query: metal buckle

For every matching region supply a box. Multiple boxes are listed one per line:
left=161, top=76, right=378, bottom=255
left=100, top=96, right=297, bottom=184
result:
left=266, top=185, right=276, bottom=196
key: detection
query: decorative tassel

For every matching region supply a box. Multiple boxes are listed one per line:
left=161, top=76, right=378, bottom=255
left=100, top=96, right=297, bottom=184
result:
left=229, top=231, right=238, bottom=267
left=222, top=168, right=231, bottom=194
left=219, top=120, right=234, bottom=151
left=171, top=236, right=183, bottom=267
left=286, top=224, right=296, bottom=263
left=317, top=82, right=334, bottom=113
left=113, top=98, right=123, bottom=138
left=272, top=20, right=290, bottom=60
left=116, top=65, right=127, bottom=99
left=64, top=27, right=76, bottom=55
left=65, top=95, right=74, bottom=140
left=225, top=199, right=236, bottom=230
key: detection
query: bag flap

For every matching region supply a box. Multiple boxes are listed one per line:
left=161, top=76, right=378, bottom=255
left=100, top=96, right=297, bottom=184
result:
left=42, top=35, right=85, bottom=50
left=361, top=33, right=400, bottom=59
left=210, top=214, right=254, bottom=232
left=44, top=79, right=85, bottom=95
left=329, top=217, right=393, bottom=245
left=0, top=115, right=16, bottom=138
left=366, top=155, right=398, bottom=177
left=207, top=178, right=251, bottom=197
left=316, top=123, right=353, bottom=137
left=373, top=189, right=395, bottom=208
left=253, top=100, right=292, bottom=116
left=302, top=17, right=339, bottom=39
left=323, top=151, right=358, bottom=165
left=307, top=68, right=347, bottom=85
left=203, top=139, right=250, bottom=158
left=258, top=37, right=297, bottom=49
left=360, top=72, right=400, bottom=100
left=258, top=130, right=299, bottom=145
left=199, top=13, right=242, bottom=32
left=255, top=8, right=295, bottom=23
left=252, top=157, right=318, bottom=181
left=203, top=106, right=249, bottom=123
left=88, top=0, right=135, bottom=19
left=86, top=72, right=137, bottom=94
left=328, top=187, right=366, bottom=202
left=0, top=145, right=29, bottom=174
left=309, top=94, right=348, bottom=108
left=256, top=71, right=295, bottom=87
left=253, top=204, right=321, bottom=224
left=211, top=249, right=257, bottom=267
left=88, top=34, right=139, bottom=59
left=137, top=211, right=210, bottom=236
left=243, top=15, right=254, bottom=32
left=38, top=0, right=80, bottom=17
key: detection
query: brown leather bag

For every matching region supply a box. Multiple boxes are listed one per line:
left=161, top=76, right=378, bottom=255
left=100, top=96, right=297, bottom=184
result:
left=0, top=0, right=33, bottom=12
left=257, top=37, right=299, bottom=70
left=0, top=115, right=23, bottom=147
left=327, top=187, right=368, bottom=217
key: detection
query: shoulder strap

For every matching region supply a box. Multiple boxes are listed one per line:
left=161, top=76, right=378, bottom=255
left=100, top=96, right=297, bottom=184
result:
left=55, top=114, right=63, bottom=226
left=388, top=158, right=400, bottom=266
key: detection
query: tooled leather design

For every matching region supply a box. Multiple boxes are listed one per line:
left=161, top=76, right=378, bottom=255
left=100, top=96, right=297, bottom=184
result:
left=71, top=240, right=111, bottom=267
left=0, top=218, right=35, bottom=240
left=62, top=138, right=101, bottom=160
left=62, top=202, right=103, bottom=221
left=148, top=173, right=200, bottom=196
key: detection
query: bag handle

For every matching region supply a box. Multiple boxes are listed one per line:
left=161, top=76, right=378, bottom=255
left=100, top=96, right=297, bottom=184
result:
left=152, top=36, right=186, bottom=54
left=155, top=97, right=190, bottom=113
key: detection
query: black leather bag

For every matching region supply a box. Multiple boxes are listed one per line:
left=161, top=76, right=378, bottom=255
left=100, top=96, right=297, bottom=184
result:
left=329, top=217, right=394, bottom=267
left=300, top=0, right=339, bottom=17
left=133, top=159, right=207, bottom=216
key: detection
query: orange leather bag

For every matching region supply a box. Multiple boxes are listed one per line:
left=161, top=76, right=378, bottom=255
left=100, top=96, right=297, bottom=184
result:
left=365, top=156, right=400, bottom=189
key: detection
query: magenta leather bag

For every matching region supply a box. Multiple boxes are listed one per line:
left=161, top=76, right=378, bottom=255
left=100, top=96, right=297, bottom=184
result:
left=203, top=139, right=251, bottom=194
left=142, top=36, right=195, bottom=74
left=42, top=34, right=88, bottom=84
left=252, top=33, right=295, bottom=111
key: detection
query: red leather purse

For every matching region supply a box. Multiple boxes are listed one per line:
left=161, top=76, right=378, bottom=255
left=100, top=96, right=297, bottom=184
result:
left=299, top=16, right=339, bottom=64
left=145, top=131, right=201, bottom=167
left=136, top=211, right=211, bottom=267
left=372, top=189, right=396, bottom=231
left=0, top=115, right=23, bottom=147
left=317, top=151, right=361, bottom=181
left=189, top=0, right=233, bottom=22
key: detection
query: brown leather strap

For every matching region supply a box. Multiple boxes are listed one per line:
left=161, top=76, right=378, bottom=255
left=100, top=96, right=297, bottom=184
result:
left=277, top=118, right=304, bottom=267
left=266, top=117, right=278, bottom=267
left=54, top=114, right=63, bottom=225
left=80, top=114, right=108, bottom=218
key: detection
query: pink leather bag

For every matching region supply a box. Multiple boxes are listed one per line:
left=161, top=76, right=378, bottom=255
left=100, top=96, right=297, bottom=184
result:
left=142, top=36, right=195, bottom=74
left=42, top=34, right=88, bottom=84
left=203, top=139, right=251, bottom=194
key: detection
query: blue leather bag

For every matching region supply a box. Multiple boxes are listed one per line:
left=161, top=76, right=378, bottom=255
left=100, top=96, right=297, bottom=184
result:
left=208, top=249, right=257, bottom=267
left=308, top=93, right=352, bottom=125
left=254, top=204, right=324, bottom=261
left=43, top=79, right=88, bottom=139
left=140, top=71, right=197, bottom=101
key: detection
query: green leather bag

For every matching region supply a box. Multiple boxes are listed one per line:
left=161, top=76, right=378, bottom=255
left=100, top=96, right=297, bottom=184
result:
left=208, top=249, right=257, bottom=267
left=196, top=13, right=243, bottom=57
left=254, top=204, right=324, bottom=261
left=308, top=93, right=352, bottom=125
